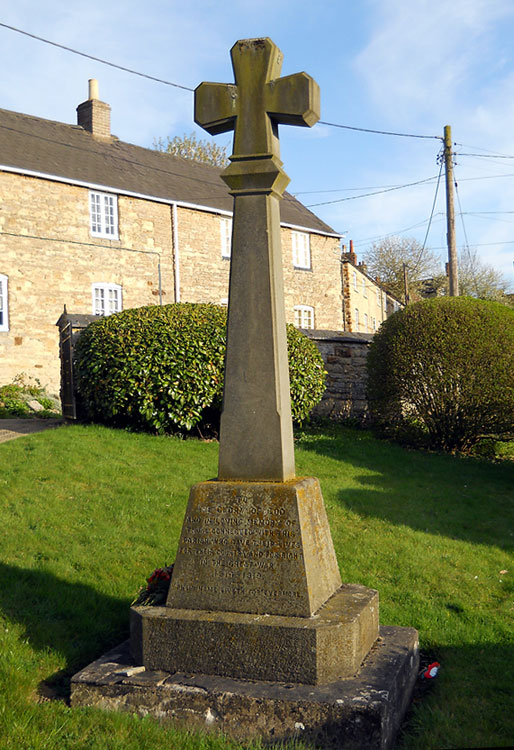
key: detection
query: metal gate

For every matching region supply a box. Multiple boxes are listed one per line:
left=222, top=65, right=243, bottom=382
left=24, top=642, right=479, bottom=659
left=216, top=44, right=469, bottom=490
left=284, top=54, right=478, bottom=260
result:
left=59, top=319, right=76, bottom=419
left=56, top=310, right=97, bottom=420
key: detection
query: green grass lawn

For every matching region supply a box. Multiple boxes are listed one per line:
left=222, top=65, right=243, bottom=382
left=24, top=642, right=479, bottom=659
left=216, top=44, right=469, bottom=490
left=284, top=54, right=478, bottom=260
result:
left=0, top=422, right=512, bottom=749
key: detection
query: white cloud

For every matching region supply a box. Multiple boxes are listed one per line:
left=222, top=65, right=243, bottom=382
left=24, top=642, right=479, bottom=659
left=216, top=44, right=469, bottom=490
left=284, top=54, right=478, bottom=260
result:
left=354, top=0, right=514, bottom=125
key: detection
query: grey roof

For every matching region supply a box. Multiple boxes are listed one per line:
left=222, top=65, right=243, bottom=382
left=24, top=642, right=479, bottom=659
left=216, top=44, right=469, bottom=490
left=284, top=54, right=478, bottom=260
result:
left=0, top=107, right=338, bottom=235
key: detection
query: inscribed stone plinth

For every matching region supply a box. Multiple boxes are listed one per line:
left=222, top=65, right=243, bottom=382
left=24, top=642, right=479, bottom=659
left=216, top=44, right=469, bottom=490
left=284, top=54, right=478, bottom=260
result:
left=132, top=584, right=378, bottom=684
left=166, top=477, right=341, bottom=617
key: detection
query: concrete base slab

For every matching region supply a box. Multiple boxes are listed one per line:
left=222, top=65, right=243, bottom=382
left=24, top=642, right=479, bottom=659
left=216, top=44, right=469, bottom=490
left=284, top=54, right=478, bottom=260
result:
left=71, top=625, right=419, bottom=750
left=131, top=584, right=379, bottom=684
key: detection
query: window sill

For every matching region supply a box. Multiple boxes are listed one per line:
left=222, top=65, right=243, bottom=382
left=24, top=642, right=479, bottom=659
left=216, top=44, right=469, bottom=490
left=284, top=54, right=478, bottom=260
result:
left=90, top=233, right=120, bottom=242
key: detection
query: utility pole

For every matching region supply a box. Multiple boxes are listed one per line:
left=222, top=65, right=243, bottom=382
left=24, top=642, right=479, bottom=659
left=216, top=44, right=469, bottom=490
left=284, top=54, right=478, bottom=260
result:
left=402, top=262, right=410, bottom=304
left=443, top=125, right=459, bottom=296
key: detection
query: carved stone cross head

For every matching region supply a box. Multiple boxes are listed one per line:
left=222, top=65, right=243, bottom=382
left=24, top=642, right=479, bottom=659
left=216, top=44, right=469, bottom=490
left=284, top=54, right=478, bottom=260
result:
left=194, top=37, right=320, bottom=161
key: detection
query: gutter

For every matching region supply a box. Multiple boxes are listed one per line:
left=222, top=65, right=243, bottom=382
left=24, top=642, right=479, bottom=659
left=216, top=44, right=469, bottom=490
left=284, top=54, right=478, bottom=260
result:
left=172, top=203, right=181, bottom=303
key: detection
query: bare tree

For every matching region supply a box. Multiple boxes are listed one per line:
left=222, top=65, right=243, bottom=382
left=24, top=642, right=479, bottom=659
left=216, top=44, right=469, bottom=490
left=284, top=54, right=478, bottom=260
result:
left=363, top=236, right=442, bottom=303
left=457, top=248, right=513, bottom=305
left=153, top=132, right=229, bottom=168
left=364, top=237, right=513, bottom=306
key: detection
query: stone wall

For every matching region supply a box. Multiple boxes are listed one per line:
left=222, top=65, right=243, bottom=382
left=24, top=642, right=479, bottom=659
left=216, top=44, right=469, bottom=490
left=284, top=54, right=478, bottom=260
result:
left=306, top=330, right=373, bottom=420
left=282, top=229, right=343, bottom=331
left=176, top=208, right=343, bottom=330
left=1, top=170, right=343, bottom=396
left=0, top=172, right=174, bottom=394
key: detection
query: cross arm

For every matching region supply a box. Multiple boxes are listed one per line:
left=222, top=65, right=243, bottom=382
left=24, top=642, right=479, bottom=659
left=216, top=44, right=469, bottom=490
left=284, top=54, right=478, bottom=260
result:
left=266, top=72, right=320, bottom=128
left=194, top=82, right=238, bottom=135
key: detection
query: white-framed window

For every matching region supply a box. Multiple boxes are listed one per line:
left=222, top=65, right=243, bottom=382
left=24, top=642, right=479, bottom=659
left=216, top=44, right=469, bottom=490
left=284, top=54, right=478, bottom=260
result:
left=220, top=217, right=232, bottom=259
left=353, top=271, right=358, bottom=290
left=0, top=274, right=8, bottom=331
left=89, top=191, right=119, bottom=239
left=354, top=308, right=359, bottom=329
left=292, top=231, right=311, bottom=270
left=294, top=305, right=314, bottom=329
left=362, top=278, right=367, bottom=297
left=92, top=283, right=122, bottom=316
left=373, top=317, right=377, bottom=331
left=364, top=313, right=369, bottom=330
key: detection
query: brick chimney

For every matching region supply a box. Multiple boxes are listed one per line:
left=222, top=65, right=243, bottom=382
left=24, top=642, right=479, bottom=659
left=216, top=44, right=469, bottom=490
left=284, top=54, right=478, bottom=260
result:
left=77, top=79, right=111, bottom=139
left=342, top=239, right=358, bottom=266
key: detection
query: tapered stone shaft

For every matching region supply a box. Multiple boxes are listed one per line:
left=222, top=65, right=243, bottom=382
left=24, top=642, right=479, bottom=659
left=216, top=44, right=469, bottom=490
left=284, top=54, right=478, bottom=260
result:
left=194, top=38, right=320, bottom=481
left=218, top=185, right=294, bottom=480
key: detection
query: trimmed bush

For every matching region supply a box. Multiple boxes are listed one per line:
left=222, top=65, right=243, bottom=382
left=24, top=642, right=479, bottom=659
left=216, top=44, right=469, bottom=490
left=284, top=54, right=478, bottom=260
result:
left=75, top=303, right=326, bottom=434
left=367, top=297, right=514, bottom=452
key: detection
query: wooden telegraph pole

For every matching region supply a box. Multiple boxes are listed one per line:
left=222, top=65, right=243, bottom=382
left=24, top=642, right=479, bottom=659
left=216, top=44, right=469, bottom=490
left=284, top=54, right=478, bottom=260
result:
left=402, top=262, right=410, bottom=304
left=444, top=125, right=459, bottom=296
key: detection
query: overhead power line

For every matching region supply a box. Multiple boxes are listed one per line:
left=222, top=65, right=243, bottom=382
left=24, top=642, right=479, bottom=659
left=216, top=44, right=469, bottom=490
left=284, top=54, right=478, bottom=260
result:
left=295, top=182, right=406, bottom=195
left=454, top=175, right=481, bottom=296
left=454, top=142, right=514, bottom=155
left=0, top=22, right=452, bottom=145
left=464, top=210, right=514, bottom=215
left=306, top=175, right=439, bottom=208
left=319, top=120, right=441, bottom=140
left=457, top=152, right=514, bottom=159
left=415, top=155, right=444, bottom=271
left=0, top=22, right=194, bottom=91
left=353, top=214, right=445, bottom=246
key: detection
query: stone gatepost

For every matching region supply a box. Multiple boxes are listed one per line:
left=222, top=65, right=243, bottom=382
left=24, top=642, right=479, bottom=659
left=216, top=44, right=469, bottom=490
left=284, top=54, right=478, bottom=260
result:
left=72, top=39, right=419, bottom=749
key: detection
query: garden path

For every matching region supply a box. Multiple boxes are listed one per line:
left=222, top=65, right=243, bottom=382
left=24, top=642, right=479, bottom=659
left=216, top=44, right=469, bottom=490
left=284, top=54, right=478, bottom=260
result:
left=0, top=418, right=63, bottom=443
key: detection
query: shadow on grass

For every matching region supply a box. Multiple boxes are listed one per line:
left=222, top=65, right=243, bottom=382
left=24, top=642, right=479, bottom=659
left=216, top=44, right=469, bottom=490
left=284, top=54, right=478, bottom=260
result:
left=396, top=640, right=514, bottom=750
left=298, top=428, right=514, bottom=548
left=0, top=561, right=129, bottom=698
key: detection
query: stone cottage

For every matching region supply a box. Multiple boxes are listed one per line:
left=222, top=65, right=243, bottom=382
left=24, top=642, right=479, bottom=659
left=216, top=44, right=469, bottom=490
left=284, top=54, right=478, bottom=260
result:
left=0, top=80, right=346, bottom=393
left=340, top=240, right=402, bottom=333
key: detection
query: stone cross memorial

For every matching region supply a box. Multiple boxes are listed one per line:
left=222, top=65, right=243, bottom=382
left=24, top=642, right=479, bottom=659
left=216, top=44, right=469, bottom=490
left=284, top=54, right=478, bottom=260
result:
left=131, top=33, right=376, bottom=677
left=119, top=38, right=418, bottom=747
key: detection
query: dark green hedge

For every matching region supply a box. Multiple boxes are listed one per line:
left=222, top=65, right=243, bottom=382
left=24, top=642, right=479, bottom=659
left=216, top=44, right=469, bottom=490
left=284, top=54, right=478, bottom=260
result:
left=75, top=303, right=326, bottom=434
left=367, top=297, right=514, bottom=452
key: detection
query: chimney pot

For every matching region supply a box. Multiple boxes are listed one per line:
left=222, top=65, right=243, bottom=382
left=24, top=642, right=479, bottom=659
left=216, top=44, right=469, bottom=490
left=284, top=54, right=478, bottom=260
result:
left=88, top=78, right=99, bottom=100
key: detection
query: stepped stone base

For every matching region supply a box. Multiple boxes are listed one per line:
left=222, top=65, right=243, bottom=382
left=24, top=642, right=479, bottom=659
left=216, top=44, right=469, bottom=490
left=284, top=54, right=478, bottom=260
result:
left=131, top=584, right=379, bottom=684
left=71, top=625, right=419, bottom=750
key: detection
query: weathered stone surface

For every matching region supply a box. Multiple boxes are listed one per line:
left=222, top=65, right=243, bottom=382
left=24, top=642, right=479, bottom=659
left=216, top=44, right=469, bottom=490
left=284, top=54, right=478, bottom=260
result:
left=132, top=584, right=378, bottom=684
left=195, top=38, right=320, bottom=482
left=216, top=191, right=295, bottom=481
left=27, top=399, right=44, bottom=412
left=166, top=477, right=341, bottom=617
left=306, top=331, right=372, bottom=420
left=195, top=38, right=319, bottom=164
left=72, top=625, right=419, bottom=749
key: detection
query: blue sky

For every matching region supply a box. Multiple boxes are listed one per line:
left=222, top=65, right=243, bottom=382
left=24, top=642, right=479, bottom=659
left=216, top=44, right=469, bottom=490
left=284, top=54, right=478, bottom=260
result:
left=1, top=0, right=514, bottom=284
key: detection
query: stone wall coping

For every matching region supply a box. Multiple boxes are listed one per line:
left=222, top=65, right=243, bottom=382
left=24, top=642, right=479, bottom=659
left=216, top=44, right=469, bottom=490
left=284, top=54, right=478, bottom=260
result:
left=303, top=329, right=373, bottom=344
